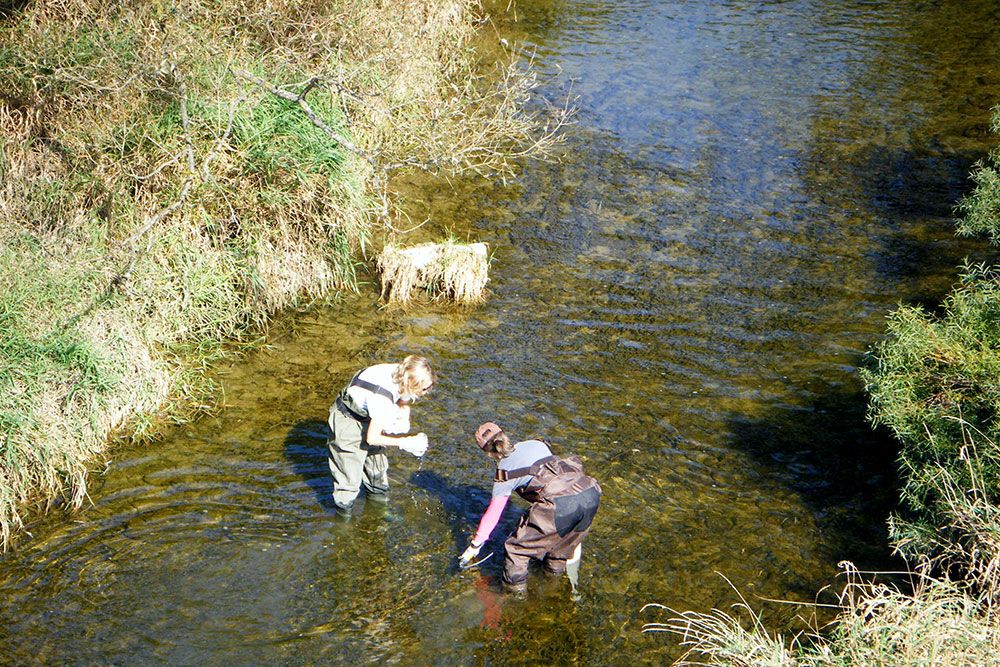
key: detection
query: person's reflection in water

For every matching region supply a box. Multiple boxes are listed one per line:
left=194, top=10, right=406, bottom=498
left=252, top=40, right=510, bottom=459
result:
left=474, top=575, right=508, bottom=636
left=467, top=569, right=594, bottom=664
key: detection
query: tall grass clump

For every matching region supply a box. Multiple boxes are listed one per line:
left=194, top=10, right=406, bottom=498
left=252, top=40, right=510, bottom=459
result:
left=0, top=0, right=564, bottom=548
left=644, top=564, right=1000, bottom=667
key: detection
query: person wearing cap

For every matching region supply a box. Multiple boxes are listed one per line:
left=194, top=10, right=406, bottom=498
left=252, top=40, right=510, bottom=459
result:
left=460, top=422, right=601, bottom=593
left=327, top=355, right=435, bottom=516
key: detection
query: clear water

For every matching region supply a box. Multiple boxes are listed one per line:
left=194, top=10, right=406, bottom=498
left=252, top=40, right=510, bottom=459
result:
left=4, top=1, right=1000, bottom=664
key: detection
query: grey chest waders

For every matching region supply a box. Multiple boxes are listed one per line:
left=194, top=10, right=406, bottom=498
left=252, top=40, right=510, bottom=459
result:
left=328, top=372, right=398, bottom=511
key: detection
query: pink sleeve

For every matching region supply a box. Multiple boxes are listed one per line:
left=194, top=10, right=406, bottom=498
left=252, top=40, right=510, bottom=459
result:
left=473, top=495, right=510, bottom=546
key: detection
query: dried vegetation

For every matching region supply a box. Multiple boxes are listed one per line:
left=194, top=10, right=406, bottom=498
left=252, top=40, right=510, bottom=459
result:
left=377, top=241, right=490, bottom=305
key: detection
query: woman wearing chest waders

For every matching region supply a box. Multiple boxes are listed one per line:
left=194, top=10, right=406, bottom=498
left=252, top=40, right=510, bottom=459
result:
left=327, top=355, right=435, bottom=517
left=460, top=422, right=602, bottom=594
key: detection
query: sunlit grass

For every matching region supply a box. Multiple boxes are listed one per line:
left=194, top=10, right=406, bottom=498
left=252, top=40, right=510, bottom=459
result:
left=644, top=565, right=1000, bottom=667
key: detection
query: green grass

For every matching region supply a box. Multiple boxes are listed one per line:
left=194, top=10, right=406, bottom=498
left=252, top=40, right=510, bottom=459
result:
left=0, top=236, right=120, bottom=545
left=230, top=92, right=351, bottom=179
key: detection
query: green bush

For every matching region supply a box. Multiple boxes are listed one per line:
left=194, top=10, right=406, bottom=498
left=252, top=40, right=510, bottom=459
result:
left=957, top=106, right=1000, bottom=244
left=863, top=265, right=1000, bottom=589
left=862, top=105, right=1000, bottom=592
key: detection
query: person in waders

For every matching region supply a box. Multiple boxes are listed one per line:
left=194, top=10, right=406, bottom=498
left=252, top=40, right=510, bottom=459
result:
left=327, top=355, right=435, bottom=517
left=460, top=422, right=601, bottom=594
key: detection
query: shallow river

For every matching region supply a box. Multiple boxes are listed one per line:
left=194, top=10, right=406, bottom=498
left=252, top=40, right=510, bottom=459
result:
left=4, top=1, right=1000, bottom=664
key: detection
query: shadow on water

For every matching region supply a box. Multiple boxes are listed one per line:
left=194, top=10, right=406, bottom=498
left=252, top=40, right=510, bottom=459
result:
left=862, top=146, right=982, bottom=222
left=854, top=144, right=1000, bottom=301
left=726, top=379, right=905, bottom=581
left=282, top=418, right=339, bottom=513
left=408, top=469, right=522, bottom=575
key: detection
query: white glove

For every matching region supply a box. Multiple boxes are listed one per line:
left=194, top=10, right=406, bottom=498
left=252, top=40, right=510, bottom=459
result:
left=459, top=542, right=482, bottom=567
left=399, top=432, right=428, bottom=457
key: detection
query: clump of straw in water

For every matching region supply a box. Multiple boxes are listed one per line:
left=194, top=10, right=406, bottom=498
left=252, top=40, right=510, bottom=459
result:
left=377, top=241, right=489, bottom=305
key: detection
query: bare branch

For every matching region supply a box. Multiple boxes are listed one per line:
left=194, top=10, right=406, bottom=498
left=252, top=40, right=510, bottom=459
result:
left=233, top=68, right=375, bottom=167
left=177, top=76, right=197, bottom=173
left=201, top=94, right=242, bottom=181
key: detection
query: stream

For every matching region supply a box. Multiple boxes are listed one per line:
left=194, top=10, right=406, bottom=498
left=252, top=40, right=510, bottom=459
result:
left=3, top=0, right=1000, bottom=664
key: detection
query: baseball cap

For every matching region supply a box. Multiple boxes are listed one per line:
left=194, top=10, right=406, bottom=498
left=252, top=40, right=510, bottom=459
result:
left=475, top=422, right=503, bottom=450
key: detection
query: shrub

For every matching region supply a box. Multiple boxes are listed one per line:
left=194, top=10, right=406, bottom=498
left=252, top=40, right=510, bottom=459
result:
left=862, top=264, right=1000, bottom=593
left=957, top=106, right=1000, bottom=244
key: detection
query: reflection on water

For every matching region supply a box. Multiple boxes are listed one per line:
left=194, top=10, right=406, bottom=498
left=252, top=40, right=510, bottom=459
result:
left=4, top=0, right=1000, bottom=664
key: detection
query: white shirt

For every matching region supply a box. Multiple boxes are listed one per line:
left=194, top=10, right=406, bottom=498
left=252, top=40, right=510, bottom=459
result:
left=346, top=363, right=408, bottom=432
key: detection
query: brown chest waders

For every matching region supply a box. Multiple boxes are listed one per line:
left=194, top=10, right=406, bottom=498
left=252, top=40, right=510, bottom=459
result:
left=497, top=455, right=602, bottom=591
left=327, top=373, right=395, bottom=511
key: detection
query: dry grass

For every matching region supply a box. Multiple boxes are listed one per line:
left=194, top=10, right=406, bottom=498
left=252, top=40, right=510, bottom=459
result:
left=643, top=573, right=799, bottom=667
left=644, top=563, right=1000, bottom=667
left=808, top=566, right=1000, bottom=667
left=377, top=241, right=490, bottom=305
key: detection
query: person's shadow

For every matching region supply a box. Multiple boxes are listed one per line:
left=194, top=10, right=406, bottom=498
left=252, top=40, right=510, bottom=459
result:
left=283, top=418, right=339, bottom=512
left=409, top=469, right=524, bottom=575
left=282, top=421, right=525, bottom=575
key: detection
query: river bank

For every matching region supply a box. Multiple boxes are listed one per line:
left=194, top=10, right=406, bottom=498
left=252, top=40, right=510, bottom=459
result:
left=0, top=0, right=556, bottom=549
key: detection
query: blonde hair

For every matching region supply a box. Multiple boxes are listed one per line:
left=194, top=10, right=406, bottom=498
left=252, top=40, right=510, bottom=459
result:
left=393, top=355, right=435, bottom=397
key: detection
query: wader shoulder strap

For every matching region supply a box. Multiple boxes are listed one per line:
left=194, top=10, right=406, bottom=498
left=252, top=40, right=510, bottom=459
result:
left=335, top=372, right=395, bottom=422
left=495, top=455, right=560, bottom=483
left=350, top=376, right=395, bottom=403
left=335, top=395, right=368, bottom=423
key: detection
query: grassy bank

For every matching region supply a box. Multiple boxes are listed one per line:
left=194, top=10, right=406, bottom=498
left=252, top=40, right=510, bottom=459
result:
left=0, top=0, right=560, bottom=549
left=646, top=107, right=1000, bottom=665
